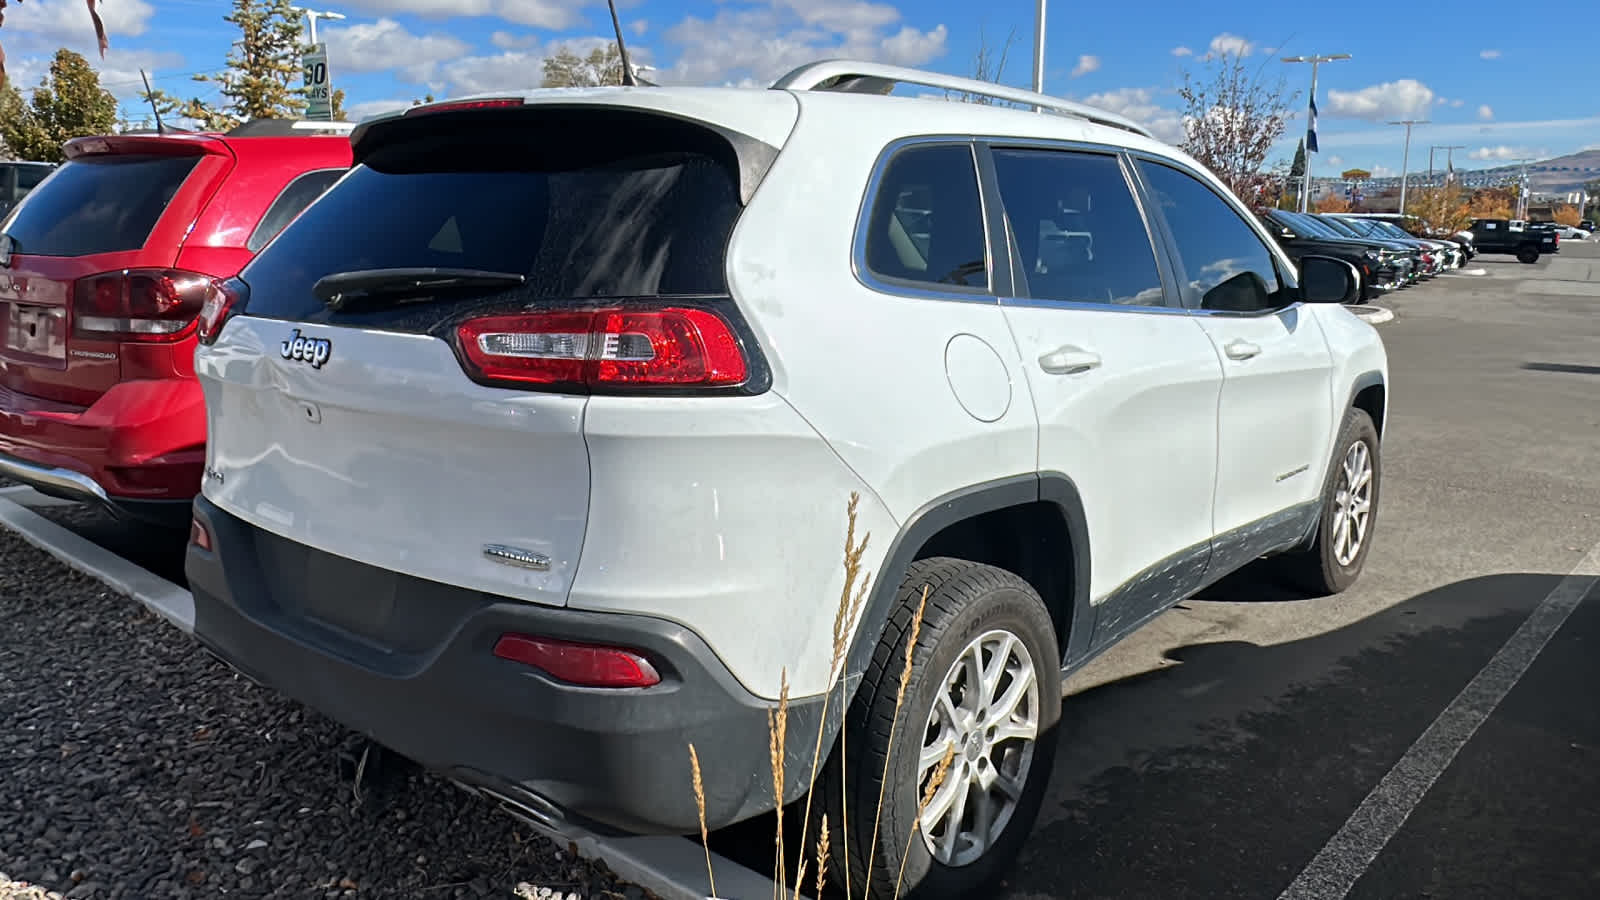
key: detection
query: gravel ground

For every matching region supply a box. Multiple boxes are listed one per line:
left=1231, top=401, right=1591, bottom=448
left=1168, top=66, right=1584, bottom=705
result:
left=0, top=527, right=649, bottom=900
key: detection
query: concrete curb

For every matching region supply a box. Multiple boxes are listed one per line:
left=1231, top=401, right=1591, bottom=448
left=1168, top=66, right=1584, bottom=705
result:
left=0, top=493, right=196, bottom=633
left=1347, top=304, right=1395, bottom=325
left=0, top=488, right=781, bottom=900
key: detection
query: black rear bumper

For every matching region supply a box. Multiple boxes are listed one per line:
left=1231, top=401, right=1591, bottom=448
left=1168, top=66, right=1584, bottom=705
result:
left=185, top=495, right=824, bottom=836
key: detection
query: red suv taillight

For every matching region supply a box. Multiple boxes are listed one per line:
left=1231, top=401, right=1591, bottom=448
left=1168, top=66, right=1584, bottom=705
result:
left=455, top=306, right=749, bottom=391
left=72, top=268, right=214, bottom=342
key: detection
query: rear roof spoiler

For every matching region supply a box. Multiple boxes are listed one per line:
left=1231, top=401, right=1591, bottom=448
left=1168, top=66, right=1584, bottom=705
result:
left=226, top=119, right=357, bottom=137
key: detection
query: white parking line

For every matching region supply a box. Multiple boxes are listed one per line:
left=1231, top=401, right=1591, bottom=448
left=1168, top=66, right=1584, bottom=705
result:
left=1279, top=540, right=1600, bottom=900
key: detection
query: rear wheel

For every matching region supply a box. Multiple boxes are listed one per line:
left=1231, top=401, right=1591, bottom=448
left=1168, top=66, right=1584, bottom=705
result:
left=819, top=557, right=1061, bottom=900
left=1517, top=245, right=1540, bottom=264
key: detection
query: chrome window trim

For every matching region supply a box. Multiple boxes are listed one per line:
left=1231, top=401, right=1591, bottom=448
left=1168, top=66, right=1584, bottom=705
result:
left=849, top=135, right=999, bottom=306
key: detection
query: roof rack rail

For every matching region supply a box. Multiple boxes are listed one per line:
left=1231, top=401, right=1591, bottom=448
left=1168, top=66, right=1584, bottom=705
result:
left=770, top=59, right=1156, bottom=140
left=224, top=118, right=357, bottom=137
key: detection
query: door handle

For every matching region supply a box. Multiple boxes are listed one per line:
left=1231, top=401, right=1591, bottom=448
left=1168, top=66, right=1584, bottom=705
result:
left=1223, top=339, right=1262, bottom=361
left=1038, top=345, right=1102, bottom=375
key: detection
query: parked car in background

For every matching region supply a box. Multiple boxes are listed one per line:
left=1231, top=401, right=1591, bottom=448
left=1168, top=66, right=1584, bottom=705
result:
left=1467, top=218, right=1551, bottom=263
left=1524, top=221, right=1562, bottom=253
left=0, top=161, right=56, bottom=219
left=1580, top=218, right=1595, bottom=231
left=1338, top=215, right=1466, bottom=269
left=1543, top=223, right=1590, bottom=240
left=1257, top=208, right=1410, bottom=297
left=184, top=62, right=1387, bottom=900
left=1340, top=211, right=1477, bottom=261
left=0, top=120, right=352, bottom=527
left=1322, top=215, right=1454, bottom=274
left=1291, top=212, right=1426, bottom=283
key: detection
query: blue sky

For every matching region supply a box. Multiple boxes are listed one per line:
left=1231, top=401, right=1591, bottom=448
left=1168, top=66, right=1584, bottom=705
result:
left=5, top=0, right=1596, bottom=175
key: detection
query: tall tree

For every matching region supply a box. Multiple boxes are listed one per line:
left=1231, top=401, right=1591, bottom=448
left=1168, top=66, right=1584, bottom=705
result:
left=541, top=42, right=625, bottom=87
left=141, top=0, right=308, bottom=130
left=1549, top=204, right=1581, bottom=227
left=0, top=1, right=109, bottom=91
left=1407, top=184, right=1471, bottom=234
left=1315, top=191, right=1351, bottom=214
left=944, top=24, right=1019, bottom=104
left=1176, top=47, right=1298, bottom=202
left=1289, top=139, right=1306, bottom=178
left=0, top=47, right=116, bottom=162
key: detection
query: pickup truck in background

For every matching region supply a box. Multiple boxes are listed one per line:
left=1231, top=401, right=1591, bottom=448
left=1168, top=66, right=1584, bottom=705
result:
left=1467, top=218, right=1554, bottom=263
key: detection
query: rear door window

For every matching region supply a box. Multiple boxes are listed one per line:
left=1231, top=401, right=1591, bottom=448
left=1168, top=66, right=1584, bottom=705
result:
left=239, top=136, right=745, bottom=331
left=0, top=154, right=201, bottom=257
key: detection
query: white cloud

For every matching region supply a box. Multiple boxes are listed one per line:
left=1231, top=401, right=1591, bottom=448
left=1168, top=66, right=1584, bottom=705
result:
left=1171, top=46, right=1193, bottom=57
left=0, top=0, right=155, bottom=46
left=1207, top=32, right=1254, bottom=58
left=1451, top=98, right=1464, bottom=108
left=1326, top=155, right=1345, bottom=167
left=1080, top=86, right=1184, bottom=143
left=660, top=2, right=947, bottom=86
left=346, top=98, right=416, bottom=122
left=1070, top=54, right=1100, bottom=78
left=337, top=0, right=588, bottom=31
left=1325, top=79, right=1434, bottom=121
left=7, top=45, right=185, bottom=106
left=1371, top=165, right=1396, bottom=177
left=1435, top=97, right=1449, bottom=106
left=1480, top=49, right=1501, bottom=59
left=1478, top=104, right=1494, bottom=121
left=440, top=34, right=633, bottom=94
left=490, top=31, right=538, bottom=50
left=323, top=18, right=471, bottom=83
left=1469, top=145, right=1547, bottom=161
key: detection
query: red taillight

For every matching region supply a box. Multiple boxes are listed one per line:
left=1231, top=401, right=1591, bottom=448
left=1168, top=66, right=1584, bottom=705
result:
left=71, top=268, right=213, bottom=342
left=456, top=306, right=749, bottom=390
left=405, top=98, right=524, bottom=116
left=197, top=280, right=242, bottom=346
left=492, top=634, right=662, bottom=688
left=189, top=517, right=212, bottom=551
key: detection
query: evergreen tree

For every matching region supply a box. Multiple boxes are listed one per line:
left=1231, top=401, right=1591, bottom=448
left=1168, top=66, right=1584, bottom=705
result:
left=0, top=48, right=117, bottom=162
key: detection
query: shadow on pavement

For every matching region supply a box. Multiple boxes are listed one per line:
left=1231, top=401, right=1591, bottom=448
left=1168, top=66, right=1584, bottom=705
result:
left=709, top=572, right=1585, bottom=900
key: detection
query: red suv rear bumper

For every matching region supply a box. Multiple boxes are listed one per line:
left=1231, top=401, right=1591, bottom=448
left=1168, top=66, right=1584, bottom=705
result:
left=0, top=377, right=205, bottom=524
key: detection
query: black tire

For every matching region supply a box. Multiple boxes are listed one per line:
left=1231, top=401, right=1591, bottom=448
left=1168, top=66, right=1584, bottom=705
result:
left=1517, top=245, right=1540, bottom=264
left=816, top=557, right=1061, bottom=900
left=1274, top=407, right=1381, bottom=596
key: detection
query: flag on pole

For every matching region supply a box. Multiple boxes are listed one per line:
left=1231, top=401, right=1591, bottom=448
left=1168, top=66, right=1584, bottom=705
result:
left=1306, top=95, right=1319, bottom=153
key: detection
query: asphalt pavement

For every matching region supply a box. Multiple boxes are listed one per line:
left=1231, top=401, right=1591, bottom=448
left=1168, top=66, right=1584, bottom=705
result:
left=995, top=242, right=1600, bottom=899
left=3, top=243, right=1597, bottom=900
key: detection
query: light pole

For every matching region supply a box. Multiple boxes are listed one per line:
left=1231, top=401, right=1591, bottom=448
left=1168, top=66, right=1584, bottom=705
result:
left=290, top=6, right=346, bottom=45
left=1429, top=144, right=1465, bottom=185
left=1282, top=53, right=1352, bottom=212
left=1387, top=118, right=1430, bottom=215
left=1031, top=0, right=1047, bottom=103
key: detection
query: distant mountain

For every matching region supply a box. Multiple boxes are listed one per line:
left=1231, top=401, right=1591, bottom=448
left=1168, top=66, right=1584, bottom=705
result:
left=1471, top=148, right=1600, bottom=193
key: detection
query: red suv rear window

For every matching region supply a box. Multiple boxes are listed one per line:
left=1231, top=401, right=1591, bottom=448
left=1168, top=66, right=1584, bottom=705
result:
left=1, top=154, right=201, bottom=257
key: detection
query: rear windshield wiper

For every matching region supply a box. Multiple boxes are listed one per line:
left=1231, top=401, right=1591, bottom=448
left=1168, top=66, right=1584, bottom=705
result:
left=312, top=267, right=526, bottom=310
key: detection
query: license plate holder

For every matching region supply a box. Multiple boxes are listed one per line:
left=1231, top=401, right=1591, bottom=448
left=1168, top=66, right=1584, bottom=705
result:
left=302, top=551, right=399, bottom=638
left=6, top=303, right=67, bottom=360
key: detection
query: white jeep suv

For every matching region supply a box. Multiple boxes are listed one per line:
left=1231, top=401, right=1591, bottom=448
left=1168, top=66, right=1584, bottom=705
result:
left=185, top=60, right=1388, bottom=899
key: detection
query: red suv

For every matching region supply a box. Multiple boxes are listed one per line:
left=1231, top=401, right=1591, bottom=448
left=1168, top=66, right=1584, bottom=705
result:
left=0, top=121, right=351, bottom=527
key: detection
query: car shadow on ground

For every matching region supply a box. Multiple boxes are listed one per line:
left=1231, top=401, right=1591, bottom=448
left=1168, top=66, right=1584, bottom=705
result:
left=707, top=571, right=1579, bottom=900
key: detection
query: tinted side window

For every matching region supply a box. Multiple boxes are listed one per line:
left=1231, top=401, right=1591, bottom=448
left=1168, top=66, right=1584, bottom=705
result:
left=991, top=148, right=1167, bottom=307
left=863, top=144, right=988, bottom=291
left=0, top=154, right=200, bottom=257
left=1137, top=160, right=1287, bottom=313
left=247, top=168, right=344, bottom=253
left=16, top=167, right=50, bottom=192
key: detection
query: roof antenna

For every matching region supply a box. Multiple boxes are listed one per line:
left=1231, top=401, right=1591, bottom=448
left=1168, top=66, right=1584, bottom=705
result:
left=605, top=0, right=643, bottom=86
left=139, top=69, right=167, bottom=134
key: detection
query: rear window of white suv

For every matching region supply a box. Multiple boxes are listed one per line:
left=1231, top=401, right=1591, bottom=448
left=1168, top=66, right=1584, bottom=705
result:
left=237, top=119, right=745, bottom=332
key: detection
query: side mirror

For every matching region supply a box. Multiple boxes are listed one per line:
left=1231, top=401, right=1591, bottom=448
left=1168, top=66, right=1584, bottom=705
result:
left=1299, top=255, right=1362, bottom=304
